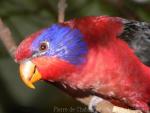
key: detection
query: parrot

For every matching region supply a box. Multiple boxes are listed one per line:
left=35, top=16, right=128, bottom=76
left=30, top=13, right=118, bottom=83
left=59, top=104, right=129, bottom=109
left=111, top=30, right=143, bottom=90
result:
left=15, top=16, right=150, bottom=113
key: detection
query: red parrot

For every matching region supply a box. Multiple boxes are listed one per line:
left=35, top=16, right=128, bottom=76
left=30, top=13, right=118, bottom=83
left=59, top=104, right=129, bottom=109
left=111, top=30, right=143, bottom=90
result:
left=15, top=16, right=150, bottom=113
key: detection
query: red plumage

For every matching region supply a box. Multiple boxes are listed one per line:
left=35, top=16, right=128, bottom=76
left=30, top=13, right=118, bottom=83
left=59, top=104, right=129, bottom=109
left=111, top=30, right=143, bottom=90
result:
left=15, top=16, right=150, bottom=112
left=62, top=16, right=150, bottom=112
left=32, top=56, right=77, bottom=80
left=63, top=16, right=123, bottom=46
left=15, top=30, right=43, bottom=61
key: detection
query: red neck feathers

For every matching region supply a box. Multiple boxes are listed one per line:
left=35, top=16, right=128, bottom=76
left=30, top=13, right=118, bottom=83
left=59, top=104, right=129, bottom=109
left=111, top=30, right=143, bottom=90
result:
left=32, top=56, right=77, bottom=81
left=63, top=16, right=123, bottom=46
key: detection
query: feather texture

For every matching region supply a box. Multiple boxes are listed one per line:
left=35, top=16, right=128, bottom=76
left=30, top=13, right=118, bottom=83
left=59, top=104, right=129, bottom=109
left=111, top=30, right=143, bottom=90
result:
left=119, top=18, right=150, bottom=66
left=31, top=24, right=88, bottom=65
left=15, top=16, right=150, bottom=112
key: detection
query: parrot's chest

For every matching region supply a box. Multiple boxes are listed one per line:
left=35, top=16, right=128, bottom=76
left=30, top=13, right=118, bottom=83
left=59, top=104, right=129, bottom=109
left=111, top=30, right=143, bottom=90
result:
left=63, top=41, right=150, bottom=98
left=64, top=44, right=127, bottom=89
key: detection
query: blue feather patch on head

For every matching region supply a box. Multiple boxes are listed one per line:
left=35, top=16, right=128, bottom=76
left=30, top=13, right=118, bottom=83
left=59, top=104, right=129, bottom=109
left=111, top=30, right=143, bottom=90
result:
left=31, top=24, right=88, bottom=65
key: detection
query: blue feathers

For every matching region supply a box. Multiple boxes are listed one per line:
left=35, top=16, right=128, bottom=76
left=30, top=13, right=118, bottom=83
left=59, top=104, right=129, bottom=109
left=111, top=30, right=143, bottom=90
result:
left=31, top=24, right=88, bottom=65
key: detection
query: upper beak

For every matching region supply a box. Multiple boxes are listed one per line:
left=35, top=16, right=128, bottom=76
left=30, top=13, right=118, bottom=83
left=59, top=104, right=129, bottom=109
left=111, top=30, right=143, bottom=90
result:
left=19, top=60, right=42, bottom=89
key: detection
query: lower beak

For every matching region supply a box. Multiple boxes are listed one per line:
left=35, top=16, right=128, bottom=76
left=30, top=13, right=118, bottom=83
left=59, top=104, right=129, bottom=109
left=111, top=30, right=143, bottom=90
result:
left=19, top=60, right=42, bottom=89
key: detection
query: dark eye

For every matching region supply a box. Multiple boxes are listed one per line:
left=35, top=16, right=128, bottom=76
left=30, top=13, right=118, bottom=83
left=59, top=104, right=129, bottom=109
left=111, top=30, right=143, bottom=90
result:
left=39, top=42, right=49, bottom=51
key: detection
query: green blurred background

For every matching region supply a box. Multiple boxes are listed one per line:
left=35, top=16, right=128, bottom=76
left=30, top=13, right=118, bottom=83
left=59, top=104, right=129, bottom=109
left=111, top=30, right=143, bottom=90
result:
left=0, top=0, right=150, bottom=113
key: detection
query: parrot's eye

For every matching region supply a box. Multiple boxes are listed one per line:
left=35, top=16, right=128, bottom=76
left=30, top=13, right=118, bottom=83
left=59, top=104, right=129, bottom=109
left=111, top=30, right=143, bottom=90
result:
left=39, top=41, right=49, bottom=51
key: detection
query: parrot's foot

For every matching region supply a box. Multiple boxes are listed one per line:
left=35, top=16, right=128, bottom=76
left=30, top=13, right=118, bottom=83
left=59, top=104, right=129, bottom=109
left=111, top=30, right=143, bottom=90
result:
left=88, top=96, right=103, bottom=113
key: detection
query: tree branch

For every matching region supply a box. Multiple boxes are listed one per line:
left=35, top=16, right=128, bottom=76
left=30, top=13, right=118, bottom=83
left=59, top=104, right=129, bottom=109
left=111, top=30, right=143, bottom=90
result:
left=77, top=96, right=142, bottom=113
left=0, top=18, right=17, bottom=58
left=58, top=0, right=67, bottom=23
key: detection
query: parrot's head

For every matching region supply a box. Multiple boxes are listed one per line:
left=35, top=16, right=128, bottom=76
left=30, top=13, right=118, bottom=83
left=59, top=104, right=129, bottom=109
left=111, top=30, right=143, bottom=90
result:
left=15, top=24, right=88, bottom=89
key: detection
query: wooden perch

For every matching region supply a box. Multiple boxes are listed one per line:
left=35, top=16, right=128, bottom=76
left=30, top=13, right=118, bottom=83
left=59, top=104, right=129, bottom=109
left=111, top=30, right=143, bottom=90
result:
left=58, top=0, right=67, bottom=23
left=0, top=18, right=17, bottom=58
left=77, top=96, right=142, bottom=113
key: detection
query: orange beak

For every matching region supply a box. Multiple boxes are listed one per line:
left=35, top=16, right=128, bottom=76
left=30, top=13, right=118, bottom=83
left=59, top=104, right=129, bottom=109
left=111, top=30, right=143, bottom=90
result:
left=19, top=60, right=42, bottom=89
